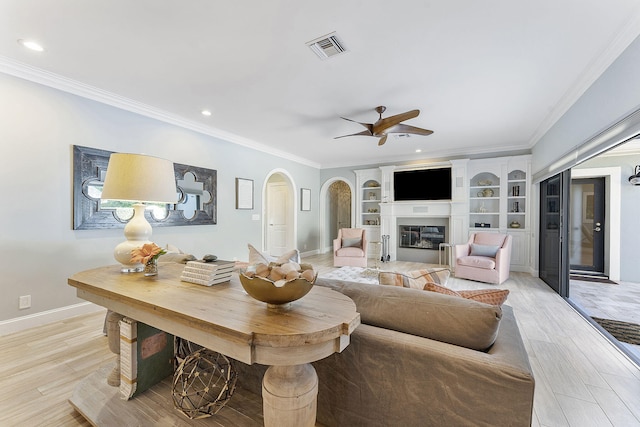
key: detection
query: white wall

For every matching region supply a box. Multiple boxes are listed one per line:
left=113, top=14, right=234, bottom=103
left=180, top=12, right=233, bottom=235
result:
left=532, top=35, right=640, bottom=176
left=0, top=73, right=320, bottom=324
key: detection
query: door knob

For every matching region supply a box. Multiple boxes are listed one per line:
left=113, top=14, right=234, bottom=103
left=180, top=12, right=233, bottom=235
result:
left=593, top=227, right=601, bottom=232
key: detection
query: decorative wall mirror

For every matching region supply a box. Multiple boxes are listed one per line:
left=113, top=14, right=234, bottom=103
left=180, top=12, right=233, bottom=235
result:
left=73, top=145, right=217, bottom=230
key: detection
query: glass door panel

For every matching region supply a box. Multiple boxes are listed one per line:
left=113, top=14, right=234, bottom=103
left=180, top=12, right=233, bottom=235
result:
left=569, top=178, right=605, bottom=274
left=539, top=172, right=570, bottom=296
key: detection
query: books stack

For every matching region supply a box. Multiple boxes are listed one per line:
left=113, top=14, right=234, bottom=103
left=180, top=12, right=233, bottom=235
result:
left=119, top=318, right=174, bottom=400
left=180, top=260, right=235, bottom=286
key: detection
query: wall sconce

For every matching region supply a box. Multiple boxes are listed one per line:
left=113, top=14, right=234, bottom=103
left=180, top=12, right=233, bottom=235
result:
left=629, top=165, right=640, bottom=185
left=101, top=153, right=177, bottom=272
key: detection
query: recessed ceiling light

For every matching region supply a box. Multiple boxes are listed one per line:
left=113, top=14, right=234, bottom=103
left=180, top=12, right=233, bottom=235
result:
left=201, top=110, right=212, bottom=116
left=18, top=39, right=44, bottom=52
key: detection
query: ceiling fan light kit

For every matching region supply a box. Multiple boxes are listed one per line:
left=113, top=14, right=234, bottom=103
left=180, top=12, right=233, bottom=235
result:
left=335, top=105, right=433, bottom=146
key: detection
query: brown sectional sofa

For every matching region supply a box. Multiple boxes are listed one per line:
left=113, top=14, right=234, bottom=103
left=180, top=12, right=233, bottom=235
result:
left=235, top=277, right=535, bottom=426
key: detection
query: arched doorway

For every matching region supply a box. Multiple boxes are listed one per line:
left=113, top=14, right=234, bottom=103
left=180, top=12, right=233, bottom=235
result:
left=263, top=170, right=297, bottom=256
left=319, top=178, right=355, bottom=253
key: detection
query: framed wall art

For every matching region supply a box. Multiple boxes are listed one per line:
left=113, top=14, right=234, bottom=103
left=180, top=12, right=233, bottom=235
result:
left=235, top=178, right=254, bottom=210
left=301, top=188, right=311, bottom=211
left=73, top=145, right=217, bottom=230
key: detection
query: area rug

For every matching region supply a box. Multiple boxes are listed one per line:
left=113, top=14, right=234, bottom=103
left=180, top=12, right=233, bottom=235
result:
left=321, top=266, right=380, bottom=285
left=591, top=317, right=640, bottom=345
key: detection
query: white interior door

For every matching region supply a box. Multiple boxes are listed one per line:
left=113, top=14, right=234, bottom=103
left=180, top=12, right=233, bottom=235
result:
left=266, top=182, right=290, bottom=256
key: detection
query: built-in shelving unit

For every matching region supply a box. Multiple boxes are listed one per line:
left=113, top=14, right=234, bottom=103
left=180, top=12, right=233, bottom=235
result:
left=469, top=172, right=500, bottom=230
left=354, top=168, right=382, bottom=257
left=507, top=169, right=527, bottom=230
left=361, top=181, right=381, bottom=226
left=466, top=156, right=531, bottom=271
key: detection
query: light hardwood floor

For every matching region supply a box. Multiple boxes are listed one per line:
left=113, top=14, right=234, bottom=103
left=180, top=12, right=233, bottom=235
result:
left=1, top=255, right=639, bottom=426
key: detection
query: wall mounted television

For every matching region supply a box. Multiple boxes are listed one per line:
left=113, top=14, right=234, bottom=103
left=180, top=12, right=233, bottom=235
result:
left=394, top=168, right=452, bottom=201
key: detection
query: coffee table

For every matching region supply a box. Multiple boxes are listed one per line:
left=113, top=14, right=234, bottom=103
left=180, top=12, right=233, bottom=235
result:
left=68, top=263, right=360, bottom=427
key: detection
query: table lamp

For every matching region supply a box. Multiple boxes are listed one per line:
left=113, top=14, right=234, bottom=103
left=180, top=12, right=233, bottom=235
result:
left=101, top=152, right=177, bottom=272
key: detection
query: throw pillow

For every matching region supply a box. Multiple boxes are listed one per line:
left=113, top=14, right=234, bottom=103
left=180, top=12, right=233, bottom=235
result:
left=469, top=243, right=500, bottom=258
left=161, top=244, right=196, bottom=263
left=423, top=282, right=509, bottom=306
left=379, top=268, right=450, bottom=289
left=161, top=253, right=197, bottom=264
left=342, top=237, right=362, bottom=248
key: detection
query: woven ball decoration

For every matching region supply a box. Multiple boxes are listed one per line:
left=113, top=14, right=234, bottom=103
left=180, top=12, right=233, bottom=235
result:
left=172, top=349, right=237, bottom=419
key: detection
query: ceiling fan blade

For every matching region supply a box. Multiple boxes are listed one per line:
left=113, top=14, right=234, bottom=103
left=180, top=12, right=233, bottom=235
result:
left=340, top=117, right=374, bottom=133
left=373, top=109, right=420, bottom=134
left=386, top=124, right=434, bottom=136
left=378, top=135, right=388, bottom=146
left=334, top=129, right=374, bottom=139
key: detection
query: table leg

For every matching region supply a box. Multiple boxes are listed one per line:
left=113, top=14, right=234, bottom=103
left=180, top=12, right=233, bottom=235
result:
left=105, top=311, right=124, bottom=386
left=262, top=363, right=318, bottom=427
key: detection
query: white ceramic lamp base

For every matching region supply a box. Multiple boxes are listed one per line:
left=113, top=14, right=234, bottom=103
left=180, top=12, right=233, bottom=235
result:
left=114, top=203, right=152, bottom=273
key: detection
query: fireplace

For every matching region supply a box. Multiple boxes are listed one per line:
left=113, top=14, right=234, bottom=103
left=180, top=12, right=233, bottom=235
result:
left=393, top=216, right=450, bottom=263
left=399, top=225, right=445, bottom=250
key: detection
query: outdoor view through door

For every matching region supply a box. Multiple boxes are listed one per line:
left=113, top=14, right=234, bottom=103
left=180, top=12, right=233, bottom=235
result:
left=570, top=178, right=605, bottom=276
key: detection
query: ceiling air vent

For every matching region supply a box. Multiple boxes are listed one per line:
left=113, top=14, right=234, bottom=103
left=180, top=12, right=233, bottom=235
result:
left=306, top=32, right=347, bottom=60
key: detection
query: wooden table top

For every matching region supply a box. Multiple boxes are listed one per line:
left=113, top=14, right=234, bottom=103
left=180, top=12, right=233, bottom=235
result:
left=68, top=263, right=361, bottom=365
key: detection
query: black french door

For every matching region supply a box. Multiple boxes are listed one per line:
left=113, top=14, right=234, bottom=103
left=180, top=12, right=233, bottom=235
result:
left=569, top=178, right=606, bottom=275
left=539, top=171, right=570, bottom=297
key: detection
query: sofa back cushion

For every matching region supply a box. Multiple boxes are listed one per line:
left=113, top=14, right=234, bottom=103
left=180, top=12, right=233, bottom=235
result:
left=316, top=278, right=502, bottom=351
left=473, top=232, right=507, bottom=247
left=340, top=228, right=364, bottom=240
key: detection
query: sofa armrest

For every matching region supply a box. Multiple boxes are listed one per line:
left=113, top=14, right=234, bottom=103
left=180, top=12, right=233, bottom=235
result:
left=333, top=238, right=341, bottom=253
left=454, top=243, right=470, bottom=260
left=495, top=234, right=512, bottom=273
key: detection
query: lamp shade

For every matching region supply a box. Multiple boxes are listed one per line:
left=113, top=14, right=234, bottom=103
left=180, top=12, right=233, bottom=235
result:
left=101, top=153, right=177, bottom=203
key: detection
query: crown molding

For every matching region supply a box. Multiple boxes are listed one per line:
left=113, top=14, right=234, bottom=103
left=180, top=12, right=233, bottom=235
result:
left=0, top=56, right=321, bottom=169
left=527, top=11, right=640, bottom=148
left=321, top=141, right=532, bottom=169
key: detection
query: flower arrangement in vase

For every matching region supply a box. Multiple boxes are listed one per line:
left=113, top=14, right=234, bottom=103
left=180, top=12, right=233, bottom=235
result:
left=131, top=243, right=167, bottom=276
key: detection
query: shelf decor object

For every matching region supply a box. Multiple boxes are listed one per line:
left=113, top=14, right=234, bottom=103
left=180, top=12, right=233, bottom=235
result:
left=101, top=153, right=177, bottom=272
left=172, top=348, right=237, bottom=419
left=180, top=260, right=235, bottom=286
left=239, top=263, right=317, bottom=308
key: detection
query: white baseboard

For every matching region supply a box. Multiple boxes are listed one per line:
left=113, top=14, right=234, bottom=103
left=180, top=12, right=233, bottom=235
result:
left=0, top=302, right=106, bottom=336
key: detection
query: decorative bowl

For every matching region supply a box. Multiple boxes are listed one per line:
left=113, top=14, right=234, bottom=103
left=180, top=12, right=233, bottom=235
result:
left=482, top=188, right=494, bottom=197
left=239, top=274, right=316, bottom=305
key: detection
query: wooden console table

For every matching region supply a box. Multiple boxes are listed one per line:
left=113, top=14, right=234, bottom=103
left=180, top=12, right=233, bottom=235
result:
left=68, top=264, right=360, bottom=427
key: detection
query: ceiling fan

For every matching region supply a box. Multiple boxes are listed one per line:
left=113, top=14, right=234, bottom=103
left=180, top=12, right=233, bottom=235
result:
left=335, top=106, right=434, bottom=146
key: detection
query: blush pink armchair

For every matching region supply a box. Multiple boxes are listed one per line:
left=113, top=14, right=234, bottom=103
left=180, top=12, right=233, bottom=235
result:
left=454, top=232, right=512, bottom=284
left=333, top=228, right=368, bottom=267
